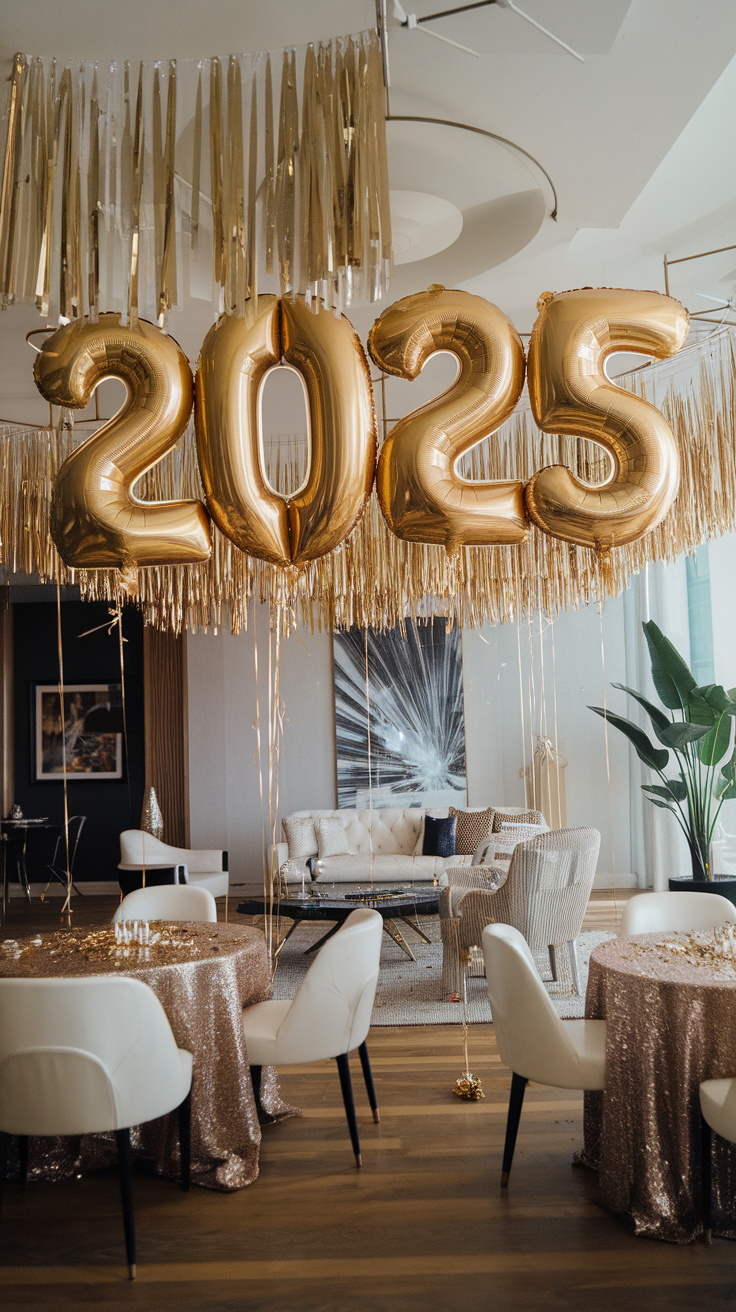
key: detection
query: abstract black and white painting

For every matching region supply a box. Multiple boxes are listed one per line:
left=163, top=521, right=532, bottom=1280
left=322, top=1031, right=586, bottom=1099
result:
left=333, top=619, right=467, bottom=809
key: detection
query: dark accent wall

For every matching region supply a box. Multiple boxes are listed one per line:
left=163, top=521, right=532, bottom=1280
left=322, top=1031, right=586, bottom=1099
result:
left=12, top=600, right=144, bottom=882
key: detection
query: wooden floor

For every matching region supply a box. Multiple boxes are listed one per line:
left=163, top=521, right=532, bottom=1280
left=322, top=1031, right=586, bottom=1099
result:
left=1, top=889, right=735, bottom=1309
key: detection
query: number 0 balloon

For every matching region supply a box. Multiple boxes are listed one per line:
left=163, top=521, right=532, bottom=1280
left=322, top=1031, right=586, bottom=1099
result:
left=195, top=296, right=377, bottom=567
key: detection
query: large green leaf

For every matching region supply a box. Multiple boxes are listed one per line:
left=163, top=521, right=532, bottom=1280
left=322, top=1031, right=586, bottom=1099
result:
left=611, top=683, right=669, bottom=732
left=702, top=684, right=734, bottom=715
left=686, top=689, right=717, bottom=726
left=657, top=722, right=710, bottom=749
left=697, top=711, right=733, bottom=767
left=717, top=781, right=736, bottom=801
left=643, top=621, right=696, bottom=710
left=589, top=706, right=669, bottom=771
left=642, top=791, right=678, bottom=813
left=643, top=780, right=687, bottom=802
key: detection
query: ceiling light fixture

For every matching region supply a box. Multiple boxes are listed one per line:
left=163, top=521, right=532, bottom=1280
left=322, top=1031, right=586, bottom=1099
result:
left=392, top=0, right=585, bottom=63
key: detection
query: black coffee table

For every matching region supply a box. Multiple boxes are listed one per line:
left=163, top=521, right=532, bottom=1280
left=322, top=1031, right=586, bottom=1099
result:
left=237, top=887, right=439, bottom=962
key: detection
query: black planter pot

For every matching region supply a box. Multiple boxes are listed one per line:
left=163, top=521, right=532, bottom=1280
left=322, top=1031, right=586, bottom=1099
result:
left=668, top=875, right=736, bottom=909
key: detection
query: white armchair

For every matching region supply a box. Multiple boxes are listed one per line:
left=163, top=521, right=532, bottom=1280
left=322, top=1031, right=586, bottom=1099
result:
left=440, top=827, right=600, bottom=997
left=0, top=976, right=193, bottom=1280
left=483, top=923, right=606, bottom=1186
left=242, top=908, right=383, bottom=1167
left=119, top=830, right=229, bottom=900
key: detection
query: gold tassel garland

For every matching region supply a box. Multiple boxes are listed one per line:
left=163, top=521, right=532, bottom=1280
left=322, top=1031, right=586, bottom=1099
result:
left=2, top=327, right=736, bottom=636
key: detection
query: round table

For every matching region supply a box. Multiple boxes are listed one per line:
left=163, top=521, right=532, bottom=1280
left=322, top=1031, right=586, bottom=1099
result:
left=583, top=930, right=736, bottom=1242
left=0, top=921, right=299, bottom=1190
left=238, top=887, right=440, bottom=962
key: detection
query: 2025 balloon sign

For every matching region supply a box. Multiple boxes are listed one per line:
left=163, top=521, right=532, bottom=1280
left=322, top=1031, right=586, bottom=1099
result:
left=34, top=284, right=688, bottom=574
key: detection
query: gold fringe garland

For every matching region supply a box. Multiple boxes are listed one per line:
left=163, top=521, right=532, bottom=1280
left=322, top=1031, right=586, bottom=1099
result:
left=2, top=328, right=736, bottom=635
left=0, top=32, right=392, bottom=322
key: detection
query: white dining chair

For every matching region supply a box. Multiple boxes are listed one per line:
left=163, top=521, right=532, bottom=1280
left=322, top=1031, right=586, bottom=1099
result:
left=482, top=922, right=606, bottom=1186
left=0, top=976, right=193, bottom=1280
left=620, top=891, right=736, bottom=937
left=113, top=884, right=218, bottom=924
left=699, top=1077, right=736, bottom=1241
left=242, top=908, right=382, bottom=1167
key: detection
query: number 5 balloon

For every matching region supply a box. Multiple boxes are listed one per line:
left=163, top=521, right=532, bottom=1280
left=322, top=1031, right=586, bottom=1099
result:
left=525, top=287, right=689, bottom=551
left=35, top=314, right=212, bottom=570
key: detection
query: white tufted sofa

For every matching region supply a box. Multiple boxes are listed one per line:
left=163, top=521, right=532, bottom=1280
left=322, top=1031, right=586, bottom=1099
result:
left=271, top=807, right=532, bottom=886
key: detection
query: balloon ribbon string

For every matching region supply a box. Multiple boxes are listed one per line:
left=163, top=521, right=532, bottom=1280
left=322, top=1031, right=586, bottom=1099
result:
left=598, top=599, right=618, bottom=924
left=78, top=596, right=132, bottom=827
left=252, top=602, right=273, bottom=969
left=55, top=581, right=72, bottom=916
left=364, top=625, right=374, bottom=887
left=115, top=592, right=133, bottom=831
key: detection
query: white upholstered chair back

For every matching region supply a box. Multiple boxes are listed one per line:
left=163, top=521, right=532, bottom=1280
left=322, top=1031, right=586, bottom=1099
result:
left=499, top=827, right=600, bottom=949
left=273, top=909, right=382, bottom=1064
left=482, top=924, right=589, bottom=1088
left=620, top=890, right=736, bottom=937
left=0, top=976, right=192, bottom=1137
left=119, top=830, right=225, bottom=874
left=113, top=885, right=218, bottom=924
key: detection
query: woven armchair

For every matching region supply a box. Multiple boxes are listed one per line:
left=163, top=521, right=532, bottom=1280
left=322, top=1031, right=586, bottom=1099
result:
left=439, top=827, right=601, bottom=997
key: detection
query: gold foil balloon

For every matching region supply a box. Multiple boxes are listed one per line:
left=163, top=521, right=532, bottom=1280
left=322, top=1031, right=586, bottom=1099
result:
left=368, top=285, right=528, bottom=549
left=36, top=314, right=211, bottom=570
left=195, top=297, right=289, bottom=565
left=195, top=296, right=376, bottom=566
left=525, top=287, right=689, bottom=551
left=280, top=297, right=376, bottom=563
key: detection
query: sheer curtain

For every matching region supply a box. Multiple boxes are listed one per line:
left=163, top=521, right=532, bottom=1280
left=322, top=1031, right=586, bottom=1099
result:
left=623, top=558, right=692, bottom=890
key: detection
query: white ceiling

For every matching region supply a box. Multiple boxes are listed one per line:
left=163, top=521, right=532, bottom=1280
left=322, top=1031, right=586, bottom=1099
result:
left=2, top=0, right=736, bottom=420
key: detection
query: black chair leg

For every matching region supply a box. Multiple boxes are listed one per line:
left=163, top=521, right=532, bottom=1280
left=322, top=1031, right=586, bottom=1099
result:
left=335, top=1052, right=362, bottom=1168
left=358, top=1041, right=380, bottom=1124
left=701, top=1116, right=713, bottom=1244
left=115, top=1128, right=137, bottom=1280
left=501, top=1072, right=528, bottom=1187
left=0, top=1131, right=8, bottom=1212
left=177, top=1093, right=191, bottom=1192
left=17, top=1135, right=28, bottom=1187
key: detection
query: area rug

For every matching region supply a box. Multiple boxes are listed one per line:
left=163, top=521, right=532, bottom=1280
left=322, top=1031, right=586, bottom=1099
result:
left=270, top=914, right=615, bottom=1024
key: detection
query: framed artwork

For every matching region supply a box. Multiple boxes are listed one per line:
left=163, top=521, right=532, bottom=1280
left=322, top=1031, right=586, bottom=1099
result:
left=33, top=683, right=124, bottom=782
left=333, top=618, right=467, bottom=809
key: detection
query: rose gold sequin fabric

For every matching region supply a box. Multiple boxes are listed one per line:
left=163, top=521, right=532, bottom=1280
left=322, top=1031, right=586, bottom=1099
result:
left=0, top=921, right=300, bottom=1191
left=582, top=930, right=736, bottom=1242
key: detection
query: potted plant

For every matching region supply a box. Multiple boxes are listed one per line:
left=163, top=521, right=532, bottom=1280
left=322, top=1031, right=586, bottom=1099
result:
left=589, top=620, right=736, bottom=903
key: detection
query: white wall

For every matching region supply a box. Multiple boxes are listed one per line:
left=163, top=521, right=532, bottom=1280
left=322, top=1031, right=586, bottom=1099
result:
left=186, top=608, right=336, bottom=884
left=187, top=592, right=634, bottom=885
left=463, top=593, right=632, bottom=881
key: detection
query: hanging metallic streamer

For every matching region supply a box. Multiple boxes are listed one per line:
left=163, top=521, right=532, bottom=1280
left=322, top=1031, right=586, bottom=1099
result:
left=4, top=327, right=736, bottom=637
left=598, top=600, right=618, bottom=924
left=54, top=580, right=73, bottom=917
left=0, top=53, right=26, bottom=304
left=190, top=64, right=202, bottom=253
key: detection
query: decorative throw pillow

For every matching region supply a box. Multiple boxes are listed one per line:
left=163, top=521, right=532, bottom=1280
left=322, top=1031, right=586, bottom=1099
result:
left=315, top=817, right=350, bottom=858
left=449, top=806, right=495, bottom=856
left=422, top=814, right=457, bottom=858
left=492, top=809, right=543, bottom=833
left=283, top=816, right=318, bottom=860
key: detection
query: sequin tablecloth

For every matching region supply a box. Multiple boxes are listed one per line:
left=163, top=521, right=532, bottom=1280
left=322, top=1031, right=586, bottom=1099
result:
left=0, top=921, right=299, bottom=1191
left=582, top=930, right=736, bottom=1242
